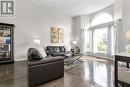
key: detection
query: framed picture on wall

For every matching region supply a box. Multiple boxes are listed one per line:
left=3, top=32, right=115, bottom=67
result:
left=51, top=27, right=59, bottom=43
left=58, top=28, right=64, bottom=43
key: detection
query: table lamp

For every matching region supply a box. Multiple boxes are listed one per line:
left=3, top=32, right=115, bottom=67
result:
left=72, top=40, right=77, bottom=53
left=72, top=40, right=77, bottom=45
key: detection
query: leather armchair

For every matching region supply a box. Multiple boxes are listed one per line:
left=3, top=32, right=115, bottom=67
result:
left=27, top=48, right=64, bottom=87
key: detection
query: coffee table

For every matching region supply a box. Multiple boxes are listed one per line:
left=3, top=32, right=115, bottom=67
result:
left=64, top=54, right=83, bottom=66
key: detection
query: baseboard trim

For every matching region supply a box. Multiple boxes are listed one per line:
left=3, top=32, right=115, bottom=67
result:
left=15, top=58, right=27, bottom=62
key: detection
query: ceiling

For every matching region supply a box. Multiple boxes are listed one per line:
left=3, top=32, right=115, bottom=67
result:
left=29, top=0, right=116, bottom=17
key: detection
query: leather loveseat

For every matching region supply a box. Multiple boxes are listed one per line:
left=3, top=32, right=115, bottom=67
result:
left=27, top=48, right=64, bottom=87
left=46, top=46, right=66, bottom=56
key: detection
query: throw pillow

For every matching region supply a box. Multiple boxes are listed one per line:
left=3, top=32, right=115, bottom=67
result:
left=37, top=48, right=47, bottom=58
left=31, top=50, right=43, bottom=60
left=60, top=46, right=65, bottom=52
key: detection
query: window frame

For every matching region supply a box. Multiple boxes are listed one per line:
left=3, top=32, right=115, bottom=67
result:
left=86, top=23, right=115, bottom=58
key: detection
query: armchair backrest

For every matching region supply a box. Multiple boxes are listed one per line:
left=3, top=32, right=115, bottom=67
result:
left=27, top=48, right=43, bottom=61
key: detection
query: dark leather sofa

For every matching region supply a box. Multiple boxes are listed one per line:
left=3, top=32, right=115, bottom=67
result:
left=27, top=48, right=64, bottom=87
left=46, top=46, right=66, bottom=56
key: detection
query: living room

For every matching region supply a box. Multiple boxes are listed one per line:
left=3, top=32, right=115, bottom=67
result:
left=0, top=0, right=130, bottom=87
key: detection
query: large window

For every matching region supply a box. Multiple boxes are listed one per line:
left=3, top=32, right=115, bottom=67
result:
left=85, top=13, right=115, bottom=57
left=91, top=13, right=113, bottom=26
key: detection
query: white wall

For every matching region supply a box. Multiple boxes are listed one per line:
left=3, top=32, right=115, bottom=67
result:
left=72, top=15, right=90, bottom=47
left=0, top=0, right=72, bottom=61
left=113, top=0, right=122, bottom=20
left=113, top=0, right=130, bottom=52
left=72, top=16, right=81, bottom=46
left=122, top=0, right=130, bottom=51
left=81, top=15, right=91, bottom=30
left=113, top=0, right=123, bottom=52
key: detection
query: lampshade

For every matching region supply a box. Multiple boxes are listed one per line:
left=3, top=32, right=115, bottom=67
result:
left=125, top=30, right=130, bottom=40
left=34, top=39, right=40, bottom=45
left=72, top=40, right=77, bottom=45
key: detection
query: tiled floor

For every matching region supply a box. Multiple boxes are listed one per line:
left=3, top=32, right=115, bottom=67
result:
left=0, top=56, right=114, bottom=87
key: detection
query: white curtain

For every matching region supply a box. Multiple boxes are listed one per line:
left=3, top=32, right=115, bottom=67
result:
left=115, top=19, right=122, bottom=53
left=80, top=29, right=86, bottom=54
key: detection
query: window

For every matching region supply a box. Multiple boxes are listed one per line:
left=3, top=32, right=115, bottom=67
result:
left=91, top=13, right=113, bottom=26
left=85, top=13, right=115, bottom=57
left=93, top=27, right=108, bottom=54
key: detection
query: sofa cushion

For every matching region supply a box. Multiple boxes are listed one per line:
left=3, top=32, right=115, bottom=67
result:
left=54, top=47, right=60, bottom=52
left=46, top=46, right=59, bottom=53
left=52, top=52, right=65, bottom=56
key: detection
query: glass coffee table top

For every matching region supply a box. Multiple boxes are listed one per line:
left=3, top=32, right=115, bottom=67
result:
left=64, top=55, right=83, bottom=66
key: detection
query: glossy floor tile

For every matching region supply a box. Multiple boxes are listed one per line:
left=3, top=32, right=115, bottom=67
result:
left=0, top=56, right=114, bottom=87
